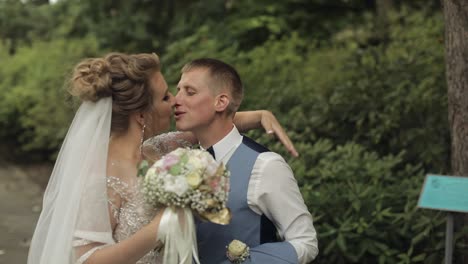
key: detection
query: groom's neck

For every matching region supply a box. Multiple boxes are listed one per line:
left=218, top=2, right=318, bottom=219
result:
left=196, top=119, right=234, bottom=149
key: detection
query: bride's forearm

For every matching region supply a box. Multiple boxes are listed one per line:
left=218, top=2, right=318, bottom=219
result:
left=234, top=110, right=266, bottom=132
left=81, top=216, right=162, bottom=264
left=234, top=110, right=299, bottom=157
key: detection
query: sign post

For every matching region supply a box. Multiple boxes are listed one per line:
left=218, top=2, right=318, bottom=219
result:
left=418, top=174, right=468, bottom=264
left=445, top=212, right=453, bottom=264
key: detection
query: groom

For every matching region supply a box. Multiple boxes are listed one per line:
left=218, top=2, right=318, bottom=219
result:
left=174, top=58, right=318, bottom=264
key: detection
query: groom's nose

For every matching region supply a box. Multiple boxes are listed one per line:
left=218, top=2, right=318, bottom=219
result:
left=173, top=96, right=181, bottom=108
left=174, top=91, right=182, bottom=105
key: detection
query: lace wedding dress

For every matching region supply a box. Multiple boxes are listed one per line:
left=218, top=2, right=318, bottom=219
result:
left=27, top=99, right=194, bottom=264
left=75, top=132, right=192, bottom=264
left=73, top=162, right=161, bottom=264
left=109, top=168, right=162, bottom=263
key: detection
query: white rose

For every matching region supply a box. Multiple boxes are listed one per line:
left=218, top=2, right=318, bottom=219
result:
left=188, top=155, right=204, bottom=170
left=198, top=153, right=218, bottom=175
left=163, top=176, right=189, bottom=196
left=228, top=240, right=247, bottom=257
left=226, top=239, right=250, bottom=263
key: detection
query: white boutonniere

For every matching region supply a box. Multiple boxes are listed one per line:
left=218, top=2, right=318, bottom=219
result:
left=226, top=239, right=250, bottom=263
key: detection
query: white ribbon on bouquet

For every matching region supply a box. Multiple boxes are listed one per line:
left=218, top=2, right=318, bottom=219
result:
left=157, top=207, right=200, bottom=264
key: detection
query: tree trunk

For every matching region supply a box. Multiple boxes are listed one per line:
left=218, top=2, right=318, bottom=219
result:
left=376, top=0, right=394, bottom=16
left=444, top=0, right=468, bottom=263
left=375, top=0, right=394, bottom=44
left=8, top=38, right=16, bottom=55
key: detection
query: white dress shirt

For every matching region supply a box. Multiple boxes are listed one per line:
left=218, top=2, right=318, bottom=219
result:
left=208, top=126, right=318, bottom=263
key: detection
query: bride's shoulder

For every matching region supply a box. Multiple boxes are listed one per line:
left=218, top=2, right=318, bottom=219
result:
left=106, top=160, right=138, bottom=197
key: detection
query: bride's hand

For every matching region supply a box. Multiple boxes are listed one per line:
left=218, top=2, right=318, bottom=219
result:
left=259, top=110, right=298, bottom=157
left=234, top=110, right=299, bottom=157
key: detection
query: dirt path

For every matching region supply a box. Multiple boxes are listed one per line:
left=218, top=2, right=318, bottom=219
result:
left=0, top=163, right=51, bottom=264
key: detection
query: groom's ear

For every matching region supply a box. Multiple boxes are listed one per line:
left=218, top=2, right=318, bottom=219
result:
left=214, top=93, right=230, bottom=112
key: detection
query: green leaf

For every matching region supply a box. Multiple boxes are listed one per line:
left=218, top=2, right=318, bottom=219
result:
left=336, top=233, right=347, bottom=252
left=137, top=160, right=149, bottom=178
left=411, top=253, right=426, bottom=262
left=169, top=164, right=182, bottom=176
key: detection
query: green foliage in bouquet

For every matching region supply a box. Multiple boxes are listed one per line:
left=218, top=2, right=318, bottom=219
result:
left=137, top=160, right=150, bottom=178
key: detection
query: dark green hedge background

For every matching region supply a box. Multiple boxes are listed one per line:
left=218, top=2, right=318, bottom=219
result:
left=0, top=0, right=455, bottom=262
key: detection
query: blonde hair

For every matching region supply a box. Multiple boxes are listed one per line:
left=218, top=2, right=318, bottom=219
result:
left=70, top=52, right=161, bottom=134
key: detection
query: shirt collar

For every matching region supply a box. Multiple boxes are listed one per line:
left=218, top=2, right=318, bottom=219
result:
left=211, top=126, right=242, bottom=161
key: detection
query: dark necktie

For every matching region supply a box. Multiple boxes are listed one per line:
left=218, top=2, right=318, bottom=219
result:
left=206, top=146, right=215, bottom=159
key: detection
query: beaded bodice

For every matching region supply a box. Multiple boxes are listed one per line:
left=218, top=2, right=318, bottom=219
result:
left=107, top=175, right=162, bottom=264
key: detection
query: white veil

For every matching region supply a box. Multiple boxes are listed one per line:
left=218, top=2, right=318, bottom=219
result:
left=28, top=98, right=114, bottom=264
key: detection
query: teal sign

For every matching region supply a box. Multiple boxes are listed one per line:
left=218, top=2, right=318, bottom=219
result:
left=418, top=174, right=468, bottom=213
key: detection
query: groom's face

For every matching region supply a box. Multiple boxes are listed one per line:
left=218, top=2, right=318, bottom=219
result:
left=174, top=68, right=217, bottom=132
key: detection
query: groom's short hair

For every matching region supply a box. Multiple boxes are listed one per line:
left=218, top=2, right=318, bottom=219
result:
left=181, top=58, right=243, bottom=115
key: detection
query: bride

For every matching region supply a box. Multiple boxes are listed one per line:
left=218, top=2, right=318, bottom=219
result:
left=27, top=52, right=297, bottom=264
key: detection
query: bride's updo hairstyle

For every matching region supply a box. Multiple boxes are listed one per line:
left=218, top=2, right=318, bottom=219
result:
left=70, top=52, right=161, bottom=134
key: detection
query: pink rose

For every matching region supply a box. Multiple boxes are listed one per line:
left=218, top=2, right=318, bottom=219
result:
left=209, top=177, right=220, bottom=191
left=163, top=154, right=180, bottom=170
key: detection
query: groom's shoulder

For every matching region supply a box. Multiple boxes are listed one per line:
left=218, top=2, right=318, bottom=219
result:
left=241, top=136, right=288, bottom=165
left=242, top=135, right=270, bottom=153
left=241, top=136, right=290, bottom=166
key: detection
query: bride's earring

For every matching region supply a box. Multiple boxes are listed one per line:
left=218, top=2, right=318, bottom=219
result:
left=140, top=124, right=146, bottom=155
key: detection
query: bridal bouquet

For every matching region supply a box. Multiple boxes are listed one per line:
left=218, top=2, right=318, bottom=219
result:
left=139, top=147, right=231, bottom=264
left=142, top=147, right=231, bottom=222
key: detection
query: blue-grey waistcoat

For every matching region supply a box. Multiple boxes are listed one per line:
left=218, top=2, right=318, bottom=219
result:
left=196, top=136, right=298, bottom=264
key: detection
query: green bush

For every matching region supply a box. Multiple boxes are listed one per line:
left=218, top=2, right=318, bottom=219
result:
left=233, top=10, right=450, bottom=263
left=0, top=37, right=102, bottom=160
left=293, top=140, right=445, bottom=263
left=239, top=10, right=448, bottom=173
